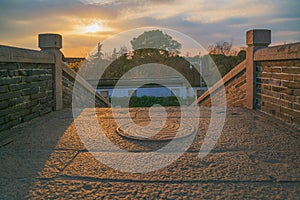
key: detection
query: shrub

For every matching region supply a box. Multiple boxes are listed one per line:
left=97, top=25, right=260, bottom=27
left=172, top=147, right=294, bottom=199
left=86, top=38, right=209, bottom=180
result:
left=110, top=96, right=195, bottom=107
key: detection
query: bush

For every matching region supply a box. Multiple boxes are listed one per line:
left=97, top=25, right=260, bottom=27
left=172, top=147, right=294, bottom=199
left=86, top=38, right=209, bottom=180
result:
left=110, top=96, right=195, bottom=107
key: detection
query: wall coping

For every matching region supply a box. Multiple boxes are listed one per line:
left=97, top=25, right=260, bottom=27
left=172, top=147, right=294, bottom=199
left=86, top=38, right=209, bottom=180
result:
left=197, top=60, right=246, bottom=104
left=0, top=45, right=55, bottom=64
left=254, top=42, right=300, bottom=61
left=61, top=62, right=110, bottom=106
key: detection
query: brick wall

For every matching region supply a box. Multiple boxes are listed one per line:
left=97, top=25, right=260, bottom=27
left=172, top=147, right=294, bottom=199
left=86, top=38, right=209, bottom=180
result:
left=0, top=45, right=55, bottom=131
left=254, top=43, right=300, bottom=124
left=197, top=40, right=300, bottom=125
left=198, top=60, right=246, bottom=107
left=61, top=63, right=109, bottom=108
left=0, top=45, right=109, bottom=133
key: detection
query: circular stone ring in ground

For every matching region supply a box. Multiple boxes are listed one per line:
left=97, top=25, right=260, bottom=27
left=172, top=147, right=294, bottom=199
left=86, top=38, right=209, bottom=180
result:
left=116, top=120, right=195, bottom=141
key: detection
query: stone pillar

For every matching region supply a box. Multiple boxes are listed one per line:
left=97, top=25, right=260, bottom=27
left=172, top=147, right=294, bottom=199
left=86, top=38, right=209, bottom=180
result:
left=39, top=34, right=63, bottom=111
left=245, top=29, right=271, bottom=109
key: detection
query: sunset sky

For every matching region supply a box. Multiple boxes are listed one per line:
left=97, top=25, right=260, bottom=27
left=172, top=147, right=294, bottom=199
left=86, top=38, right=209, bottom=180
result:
left=0, top=0, right=299, bottom=57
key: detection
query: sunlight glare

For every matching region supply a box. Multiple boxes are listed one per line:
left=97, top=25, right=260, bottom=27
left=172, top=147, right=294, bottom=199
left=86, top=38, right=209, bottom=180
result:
left=84, top=23, right=102, bottom=33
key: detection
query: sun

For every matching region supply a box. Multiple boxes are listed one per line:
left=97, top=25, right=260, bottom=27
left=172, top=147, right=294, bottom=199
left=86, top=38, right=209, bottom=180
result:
left=84, top=23, right=102, bottom=33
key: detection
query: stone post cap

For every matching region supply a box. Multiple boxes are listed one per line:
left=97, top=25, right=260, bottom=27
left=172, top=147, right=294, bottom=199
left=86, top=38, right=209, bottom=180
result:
left=246, top=29, right=271, bottom=47
left=39, top=33, right=62, bottom=50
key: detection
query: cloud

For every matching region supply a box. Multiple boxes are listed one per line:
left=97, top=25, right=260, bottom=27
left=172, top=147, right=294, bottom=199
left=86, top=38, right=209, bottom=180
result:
left=269, top=17, right=300, bottom=23
left=273, top=31, right=299, bottom=37
left=0, top=0, right=299, bottom=56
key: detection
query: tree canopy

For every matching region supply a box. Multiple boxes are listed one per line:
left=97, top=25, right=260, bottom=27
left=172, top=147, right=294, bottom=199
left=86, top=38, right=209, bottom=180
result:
left=101, top=48, right=200, bottom=86
left=207, top=41, right=233, bottom=56
left=130, top=30, right=182, bottom=54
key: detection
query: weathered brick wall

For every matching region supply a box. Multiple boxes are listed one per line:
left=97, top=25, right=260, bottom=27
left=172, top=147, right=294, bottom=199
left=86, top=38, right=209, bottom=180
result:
left=198, top=42, right=300, bottom=126
left=254, top=43, right=300, bottom=124
left=62, top=63, right=109, bottom=108
left=198, top=61, right=246, bottom=107
left=0, top=46, right=55, bottom=131
left=62, top=70, right=73, bottom=108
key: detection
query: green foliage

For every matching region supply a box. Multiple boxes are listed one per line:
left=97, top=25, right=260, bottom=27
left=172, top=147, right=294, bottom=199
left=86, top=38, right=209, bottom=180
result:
left=199, top=50, right=246, bottom=86
left=237, top=50, right=246, bottom=59
left=204, top=50, right=245, bottom=80
left=111, top=46, right=128, bottom=60
left=129, top=96, right=179, bottom=107
left=102, top=48, right=200, bottom=86
left=100, top=34, right=246, bottom=88
left=68, top=60, right=83, bottom=72
left=210, top=52, right=245, bottom=77
left=111, top=96, right=195, bottom=107
left=130, top=30, right=182, bottom=54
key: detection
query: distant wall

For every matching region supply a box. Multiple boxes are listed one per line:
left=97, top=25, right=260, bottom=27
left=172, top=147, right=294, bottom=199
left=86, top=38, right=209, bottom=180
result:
left=197, top=60, right=246, bottom=107
left=254, top=43, right=300, bottom=124
left=0, top=45, right=55, bottom=131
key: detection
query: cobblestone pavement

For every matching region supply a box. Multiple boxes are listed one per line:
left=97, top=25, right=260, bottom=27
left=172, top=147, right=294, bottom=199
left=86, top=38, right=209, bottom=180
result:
left=0, top=107, right=299, bottom=199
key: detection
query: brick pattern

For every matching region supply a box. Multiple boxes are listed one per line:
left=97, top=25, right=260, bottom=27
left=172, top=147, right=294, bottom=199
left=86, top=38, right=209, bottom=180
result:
left=255, top=60, right=300, bottom=124
left=199, top=69, right=246, bottom=107
left=0, top=62, right=54, bottom=131
left=62, top=71, right=107, bottom=108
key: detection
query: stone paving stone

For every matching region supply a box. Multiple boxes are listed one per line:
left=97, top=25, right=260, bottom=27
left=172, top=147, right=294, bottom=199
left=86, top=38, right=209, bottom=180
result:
left=94, top=107, right=264, bottom=120
left=26, top=179, right=216, bottom=199
left=55, top=123, right=86, bottom=150
left=0, top=177, right=35, bottom=200
left=0, top=149, right=77, bottom=197
left=0, top=109, right=74, bottom=150
left=0, top=149, right=52, bottom=179
left=0, top=107, right=299, bottom=199
left=212, top=182, right=300, bottom=199
left=246, top=150, right=300, bottom=181
left=25, top=179, right=299, bottom=199
left=62, top=151, right=270, bottom=181
left=37, top=150, right=78, bottom=179
left=0, top=149, right=54, bottom=199
left=67, top=114, right=299, bottom=153
left=52, top=108, right=295, bottom=152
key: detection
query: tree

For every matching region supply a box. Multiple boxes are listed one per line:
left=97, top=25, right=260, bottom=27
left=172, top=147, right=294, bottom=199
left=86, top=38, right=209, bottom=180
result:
left=96, top=42, right=104, bottom=59
left=119, top=46, right=128, bottom=56
left=102, top=48, right=200, bottom=86
left=111, top=46, right=128, bottom=60
left=68, top=60, right=83, bottom=72
left=237, top=50, right=246, bottom=59
left=130, top=30, right=182, bottom=54
left=79, top=42, right=111, bottom=80
left=207, top=41, right=233, bottom=56
left=111, top=48, right=118, bottom=60
left=87, top=42, right=104, bottom=61
left=202, top=49, right=246, bottom=83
